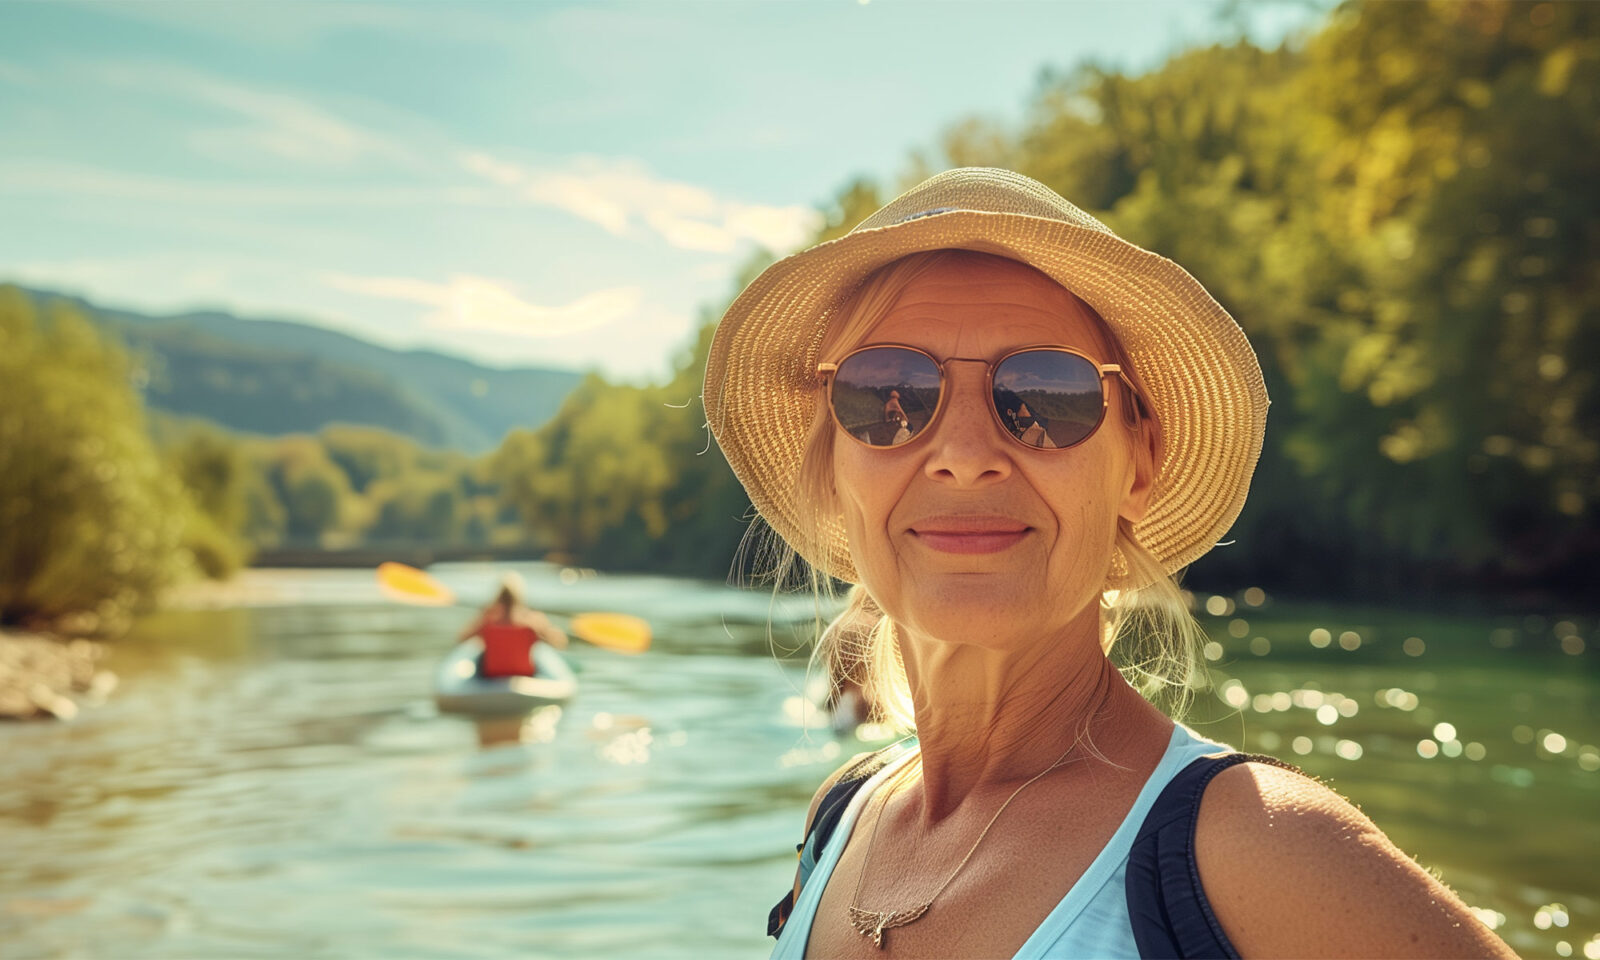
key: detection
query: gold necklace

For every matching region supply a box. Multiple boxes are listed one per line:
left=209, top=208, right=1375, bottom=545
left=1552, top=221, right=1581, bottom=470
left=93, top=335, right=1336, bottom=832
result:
left=846, top=731, right=1088, bottom=949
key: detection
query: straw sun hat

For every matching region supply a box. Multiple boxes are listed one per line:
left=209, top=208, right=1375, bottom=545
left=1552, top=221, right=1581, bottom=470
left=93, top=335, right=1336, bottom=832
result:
left=703, top=167, right=1267, bottom=587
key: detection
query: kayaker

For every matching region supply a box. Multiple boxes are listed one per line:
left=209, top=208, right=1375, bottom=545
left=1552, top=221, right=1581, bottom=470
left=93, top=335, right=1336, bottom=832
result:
left=882, top=390, right=907, bottom=425
left=457, top=573, right=568, bottom=678
left=703, top=169, right=1516, bottom=957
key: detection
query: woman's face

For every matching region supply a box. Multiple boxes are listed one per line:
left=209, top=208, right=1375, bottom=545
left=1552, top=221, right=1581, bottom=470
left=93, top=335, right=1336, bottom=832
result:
left=830, top=254, right=1155, bottom=651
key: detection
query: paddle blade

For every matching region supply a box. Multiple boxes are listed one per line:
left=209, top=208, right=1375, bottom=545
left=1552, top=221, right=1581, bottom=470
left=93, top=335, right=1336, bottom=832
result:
left=377, top=562, right=457, bottom=606
left=569, top=613, right=651, bottom=654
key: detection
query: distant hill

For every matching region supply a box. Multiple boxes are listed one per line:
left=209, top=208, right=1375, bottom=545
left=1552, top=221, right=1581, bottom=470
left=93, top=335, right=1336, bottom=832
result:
left=10, top=286, right=584, bottom=452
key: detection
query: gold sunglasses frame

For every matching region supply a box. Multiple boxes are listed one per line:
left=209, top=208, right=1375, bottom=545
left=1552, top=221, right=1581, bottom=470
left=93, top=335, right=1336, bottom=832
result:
left=816, top=343, right=1139, bottom=452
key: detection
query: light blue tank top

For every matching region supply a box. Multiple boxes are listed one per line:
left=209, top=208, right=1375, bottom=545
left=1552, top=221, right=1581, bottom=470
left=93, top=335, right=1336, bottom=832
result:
left=770, top=722, right=1232, bottom=959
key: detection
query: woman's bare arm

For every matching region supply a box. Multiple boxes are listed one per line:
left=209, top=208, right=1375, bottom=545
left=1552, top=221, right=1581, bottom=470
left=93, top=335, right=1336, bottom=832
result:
left=1196, top=762, right=1517, bottom=959
left=455, top=615, right=484, bottom=644
left=525, top=610, right=569, bottom=649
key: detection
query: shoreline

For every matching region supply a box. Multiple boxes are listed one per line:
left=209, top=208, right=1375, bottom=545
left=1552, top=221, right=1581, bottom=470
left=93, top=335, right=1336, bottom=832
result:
left=1, top=569, right=358, bottom=722
left=161, top=567, right=309, bottom=609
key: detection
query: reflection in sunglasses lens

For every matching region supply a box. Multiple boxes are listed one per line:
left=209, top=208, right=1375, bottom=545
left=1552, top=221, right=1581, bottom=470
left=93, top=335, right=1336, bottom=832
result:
left=832, top=348, right=940, bottom=447
left=992, top=351, right=1104, bottom=449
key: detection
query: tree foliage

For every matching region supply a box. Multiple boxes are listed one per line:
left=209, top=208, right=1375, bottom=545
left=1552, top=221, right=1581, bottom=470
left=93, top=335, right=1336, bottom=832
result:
left=161, top=423, right=259, bottom=577
left=493, top=321, right=751, bottom=576
left=228, top=426, right=511, bottom=551
left=0, top=290, right=196, bottom=631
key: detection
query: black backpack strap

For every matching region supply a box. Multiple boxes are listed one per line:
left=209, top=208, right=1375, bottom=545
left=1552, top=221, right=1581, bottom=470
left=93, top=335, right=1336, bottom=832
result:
left=768, top=746, right=901, bottom=939
left=1126, top=752, right=1304, bottom=959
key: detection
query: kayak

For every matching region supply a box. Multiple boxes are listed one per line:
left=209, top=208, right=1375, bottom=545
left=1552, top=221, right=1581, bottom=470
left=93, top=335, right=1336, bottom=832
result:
left=434, top=640, right=578, bottom=715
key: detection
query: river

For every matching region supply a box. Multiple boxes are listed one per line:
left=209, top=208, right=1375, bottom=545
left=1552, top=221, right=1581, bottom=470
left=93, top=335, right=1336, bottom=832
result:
left=1, top=565, right=1594, bottom=958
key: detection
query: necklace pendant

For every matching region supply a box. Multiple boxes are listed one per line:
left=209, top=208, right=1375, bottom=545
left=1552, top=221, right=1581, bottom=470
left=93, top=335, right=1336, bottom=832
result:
left=852, top=909, right=892, bottom=949
left=849, top=903, right=930, bottom=950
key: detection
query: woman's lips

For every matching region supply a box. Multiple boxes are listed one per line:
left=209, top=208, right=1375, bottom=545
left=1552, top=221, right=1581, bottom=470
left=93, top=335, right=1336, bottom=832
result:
left=909, top=517, right=1030, bottom=555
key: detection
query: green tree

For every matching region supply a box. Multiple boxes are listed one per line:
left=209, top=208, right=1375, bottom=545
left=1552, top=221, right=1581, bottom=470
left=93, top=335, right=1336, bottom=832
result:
left=494, top=372, right=673, bottom=560
left=321, top=424, right=418, bottom=494
left=491, top=317, right=754, bottom=577
left=366, top=471, right=463, bottom=543
left=265, top=436, right=356, bottom=546
left=161, top=424, right=257, bottom=577
left=0, top=288, right=197, bottom=631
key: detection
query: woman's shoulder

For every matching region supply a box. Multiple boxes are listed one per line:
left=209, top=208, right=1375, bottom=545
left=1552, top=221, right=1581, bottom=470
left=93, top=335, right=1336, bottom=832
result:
left=804, top=745, right=905, bottom=829
left=1194, top=760, right=1515, bottom=958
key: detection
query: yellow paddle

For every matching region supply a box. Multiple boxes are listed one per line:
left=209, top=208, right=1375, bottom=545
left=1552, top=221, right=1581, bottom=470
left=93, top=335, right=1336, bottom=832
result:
left=376, top=561, right=457, bottom=606
left=377, top=562, right=652, bottom=654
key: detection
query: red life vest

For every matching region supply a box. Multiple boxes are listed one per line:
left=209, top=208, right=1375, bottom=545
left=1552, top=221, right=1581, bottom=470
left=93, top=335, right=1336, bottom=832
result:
left=480, top=622, right=538, bottom=677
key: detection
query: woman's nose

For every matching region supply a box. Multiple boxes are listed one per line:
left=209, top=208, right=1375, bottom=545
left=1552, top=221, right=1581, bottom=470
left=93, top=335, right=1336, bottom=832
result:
left=922, top=360, right=1012, bottom=487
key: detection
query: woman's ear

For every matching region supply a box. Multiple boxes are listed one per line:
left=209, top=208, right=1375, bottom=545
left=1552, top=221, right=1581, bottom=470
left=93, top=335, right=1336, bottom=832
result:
left=1117, top=421, right=1159, bottom=525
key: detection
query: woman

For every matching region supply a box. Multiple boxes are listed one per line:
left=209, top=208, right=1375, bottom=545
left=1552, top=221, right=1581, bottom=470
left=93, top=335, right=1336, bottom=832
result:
left=703, top=169, right=1515, bottom=958
left=883, top=390, right=909, bottom=427
left=457, top=572, right=568, bottom=678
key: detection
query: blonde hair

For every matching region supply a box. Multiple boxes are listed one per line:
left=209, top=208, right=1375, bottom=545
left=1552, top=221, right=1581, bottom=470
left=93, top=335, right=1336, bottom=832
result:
left=760, top=249, right=1208, bottom=733
left=493, top=571, right=527, bottom=614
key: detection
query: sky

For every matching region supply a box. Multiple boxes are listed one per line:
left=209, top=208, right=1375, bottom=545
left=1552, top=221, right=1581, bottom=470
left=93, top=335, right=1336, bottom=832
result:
left=0, top=1, right=1327, bottom=382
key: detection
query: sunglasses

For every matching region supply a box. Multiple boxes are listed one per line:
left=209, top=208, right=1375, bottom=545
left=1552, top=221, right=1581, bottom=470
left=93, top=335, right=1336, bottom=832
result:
left=816, top=344, right=1140, bottom=451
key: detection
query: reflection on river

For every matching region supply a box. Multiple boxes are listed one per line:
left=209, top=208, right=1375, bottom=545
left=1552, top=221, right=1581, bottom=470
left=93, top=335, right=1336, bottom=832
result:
left=1, top=565, right=1594, bottom=958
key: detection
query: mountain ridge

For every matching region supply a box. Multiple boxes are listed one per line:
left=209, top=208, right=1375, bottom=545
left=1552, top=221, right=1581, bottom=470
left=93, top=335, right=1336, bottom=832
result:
left=9, top=284, right=585, bottom=452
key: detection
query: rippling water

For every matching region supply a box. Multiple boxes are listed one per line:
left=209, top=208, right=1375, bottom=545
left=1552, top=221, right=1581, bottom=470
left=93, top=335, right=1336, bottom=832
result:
left=1, top=565, right=1594, bottom=959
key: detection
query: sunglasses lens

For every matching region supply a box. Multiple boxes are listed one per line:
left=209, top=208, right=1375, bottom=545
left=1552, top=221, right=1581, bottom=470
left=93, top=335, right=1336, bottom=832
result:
left=832, top=347, right=940, bottom=447
left=992, top=351, right=1105, bottom=449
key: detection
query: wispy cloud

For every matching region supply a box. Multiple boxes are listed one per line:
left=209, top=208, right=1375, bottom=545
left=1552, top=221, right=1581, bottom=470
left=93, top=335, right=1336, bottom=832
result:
left=93, top=61, right=420, bottom=170
left=0, top=161, right=488, bottom=207
left=74, top=2, right=432, bottom=49
left=188, top=82, right=414, bottom=170
left=459, top=152, right=821, bottom=254
left=323, top=272, right=643, bottom=339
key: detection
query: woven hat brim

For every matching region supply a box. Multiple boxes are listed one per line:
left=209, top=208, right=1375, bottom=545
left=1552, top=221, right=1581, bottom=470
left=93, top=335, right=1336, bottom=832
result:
left=704, top=209, right=1268, bottom=585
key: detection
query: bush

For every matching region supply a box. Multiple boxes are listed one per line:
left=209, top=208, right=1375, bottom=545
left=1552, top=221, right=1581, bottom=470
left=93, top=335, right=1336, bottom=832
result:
left=0, top=289, right=198, bottom=632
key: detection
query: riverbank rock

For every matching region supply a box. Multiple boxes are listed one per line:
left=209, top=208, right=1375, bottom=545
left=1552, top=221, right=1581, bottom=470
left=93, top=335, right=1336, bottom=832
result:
left=0, top=631, right=117, bottom=721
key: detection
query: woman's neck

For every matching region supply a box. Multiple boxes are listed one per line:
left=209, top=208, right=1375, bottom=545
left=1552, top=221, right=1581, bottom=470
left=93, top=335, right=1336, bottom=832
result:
left=898, top=606, right=1169, bottom=821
